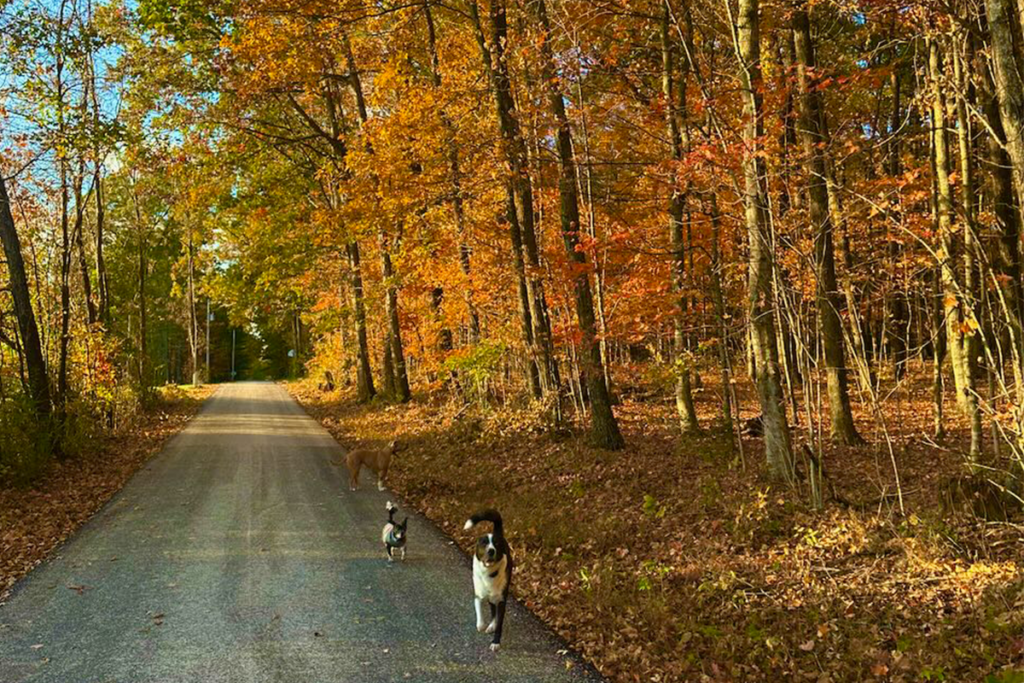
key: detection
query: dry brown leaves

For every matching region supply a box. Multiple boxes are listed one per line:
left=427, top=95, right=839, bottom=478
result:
left=290, top=378, right=1024, bottom=683
left=0, top=385, right=215, bottom=598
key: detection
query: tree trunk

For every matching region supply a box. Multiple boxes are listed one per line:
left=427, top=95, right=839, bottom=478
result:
left=660, top=0, right=700, bottom=435
left=73, top=160, right=97, bottom=327
left=792, top=3, right=861, bottom=444
left=0, top=173, right=51, bottom=420
left=344, top=35, right=410, bottom=402
left=986, top=0, right=1024, bottom=207
left=932, top=268, right=947, bottom=439
left=130, top=180, right=149, bottom=390
left=91, top=54, right=109, bottom=326
left=710, top=195, right=739, bottom=449
left=382, top=328, right=396, bottom=397
left=885, top=56, right=909, bottom=381
left=929, top=36, right=979, bottom=459
left=471, top=0, right=559, bottom=398
left=138, top=223, right=148, bottom=389
left=570, top=28, right=610, bottom=391
left=530, top=0, right=623, bottom=449
left=187, top=228, right=201, bottom=386
left=381, top=232, right=411, bottom=401
left=735, top=0, right=795, bottom=482
left=979, top=8, right=1024, bottom=394
left=58, top=161, right=71, bottom=416
left=54, top=0, right=71, bottom=429
left=952, top=35, right=984, bottom=459
left=347, top=241, right=376, bottom=402
left=469, top=1, right=541, bottom=396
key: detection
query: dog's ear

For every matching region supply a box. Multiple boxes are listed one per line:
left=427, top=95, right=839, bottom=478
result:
left=401, top=517, right=408, bottom=528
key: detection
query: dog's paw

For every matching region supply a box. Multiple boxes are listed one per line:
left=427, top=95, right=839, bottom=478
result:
left=476, top=622, right=488, bottom=633
left=377, top=483, right=385, bottom=491
left=463, top=519, right=473, bottom=530
left=485, top=621, right=497, bottom=634
left=489, top=643, right=501, bottom=653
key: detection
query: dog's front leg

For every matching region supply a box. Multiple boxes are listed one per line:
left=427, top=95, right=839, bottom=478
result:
left=386, top=546, right=393, bottom=563
left=489, top=600, right=506, bottom=651
left=400, top=547, right=406, bottom=562
left=486, top=602, right=497, bottom=633
left=474, top=598, right=487, bottom=632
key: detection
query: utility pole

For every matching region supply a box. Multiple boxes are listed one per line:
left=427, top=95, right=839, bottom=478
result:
left=231, top=328, right=236, bottom=381
left=205, top=298, right=211, bottom=383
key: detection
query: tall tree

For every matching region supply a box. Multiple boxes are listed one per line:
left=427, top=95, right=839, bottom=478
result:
left=530, top=0, right=624, bottom=449
left=89, top=49, right=110, bottom=325
left=660, top=0, right=700, bottom=435
left=347, top=240, right=376, bottom=401
left=471, top=0, right=559, bottom=400
left=929, top=35, right=981, bottom=460
left=791, top=1, right=860, bottom=444
left=0, top=174, right=52, bottom=422
left=733, top=0, right=795, bottom=482
left=343, top=34, right=411, bottom=402
left=985, top=0, right=1024, bottom=209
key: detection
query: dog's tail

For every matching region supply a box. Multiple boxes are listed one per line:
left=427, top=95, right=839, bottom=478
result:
left=463, top=509, right=503, bottom=538
left=386, top=501, right=398, bottom=524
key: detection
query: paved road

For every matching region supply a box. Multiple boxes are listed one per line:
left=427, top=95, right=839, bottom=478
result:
left=0, top=382, right=601, bottom=683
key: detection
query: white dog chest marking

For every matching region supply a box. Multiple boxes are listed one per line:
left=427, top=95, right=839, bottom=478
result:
left=472, top=555, right=508, bottom=604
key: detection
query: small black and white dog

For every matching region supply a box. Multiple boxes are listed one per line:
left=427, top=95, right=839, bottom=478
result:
left=382, top=501, right=408, bottom=562
left=464, top=509, right=513, bottom=651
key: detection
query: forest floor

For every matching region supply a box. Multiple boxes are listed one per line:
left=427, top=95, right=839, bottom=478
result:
left=0, top=384, right=214, bottom=598
left=289, top=365, right=1024, bottom=683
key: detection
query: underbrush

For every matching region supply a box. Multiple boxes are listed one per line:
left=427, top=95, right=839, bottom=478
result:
left=0, top=382, right=186, bottom=488
left=290, top=379, right=1024, bottom=682
left=0, top=396, right=53, bottom=486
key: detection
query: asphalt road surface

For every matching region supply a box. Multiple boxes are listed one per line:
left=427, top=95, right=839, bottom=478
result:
left=0, top=382, right=602, bottom=683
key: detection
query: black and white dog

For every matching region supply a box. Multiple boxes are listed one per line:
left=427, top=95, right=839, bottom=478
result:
left=464, top=509, right=513, bottom=651
left=382, top=501, right=408, bottom=562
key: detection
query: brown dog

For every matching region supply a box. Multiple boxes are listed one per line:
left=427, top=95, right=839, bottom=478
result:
left=345, top=440, right=398, bottom=491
